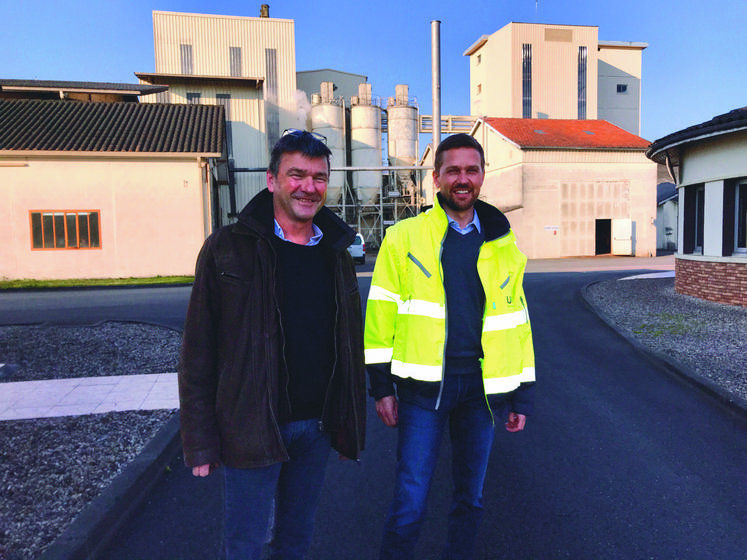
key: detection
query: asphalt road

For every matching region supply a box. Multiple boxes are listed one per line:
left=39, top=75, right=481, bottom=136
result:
left=4, top=261, right=746, bottom=559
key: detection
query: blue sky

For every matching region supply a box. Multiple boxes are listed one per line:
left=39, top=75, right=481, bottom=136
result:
left=3, top=0, right=745, bottom=142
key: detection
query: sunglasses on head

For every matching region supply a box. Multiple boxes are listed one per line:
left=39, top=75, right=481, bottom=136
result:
left=282, top=128, right=327, bottom=144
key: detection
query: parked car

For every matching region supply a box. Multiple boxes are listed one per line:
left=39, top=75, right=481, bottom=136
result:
left=347, top=233, right=366, bottom=264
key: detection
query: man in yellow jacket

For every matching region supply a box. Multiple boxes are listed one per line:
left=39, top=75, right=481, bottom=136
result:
left=365, top=133, right=535, bottom=560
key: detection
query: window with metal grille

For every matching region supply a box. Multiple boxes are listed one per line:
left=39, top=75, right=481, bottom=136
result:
left=30, top=211, right=101, bottom=250
left=230, top=47, right=242, bottom=77
left=186, top=92, right=201, bottom=104
left=522, top=44, right=532, bottom=118
left=578, top=46, right=587, bottom=120
left=180, top=44, right=193, bottom=75
left=265, top=48, right=280, bottom=149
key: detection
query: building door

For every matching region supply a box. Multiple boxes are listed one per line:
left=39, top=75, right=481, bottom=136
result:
left=612, top=218, right=634, bottom=255
left=595, top=219, right=611, bottom=254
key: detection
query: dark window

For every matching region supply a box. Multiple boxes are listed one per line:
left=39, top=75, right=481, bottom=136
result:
left=617, top=84, right=628, bottom=94
left=682, top=184, right=705, bottom=254
left=230, top=47, right=242, bottom=77
left=180, top=44, right=193, bottom=75
left=737, top=183, right=747, bottom=252
left=522, top=43, right=532, bottom=118
left=216, top=94, right=233, bottom=155
left=578, top=46, right=587, bottom=120
left=30, top=210, right=101, bottom=250
left=694, top=186, right=705, bottom=253
left=186, top=92, right=201, bottom=105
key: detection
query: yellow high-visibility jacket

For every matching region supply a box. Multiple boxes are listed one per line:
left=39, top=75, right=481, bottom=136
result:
left=365, top=197, right=535, bottom=400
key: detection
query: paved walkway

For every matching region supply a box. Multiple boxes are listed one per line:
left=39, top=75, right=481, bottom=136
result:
left=0, top=372, right=178, bottom=421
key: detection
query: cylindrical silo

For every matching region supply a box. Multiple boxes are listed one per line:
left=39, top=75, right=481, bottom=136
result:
left=351, top=84, right=382, bottom=206
left=311, top=82, right=345, bottom=204
left=387, top=84, right=418, bottom=195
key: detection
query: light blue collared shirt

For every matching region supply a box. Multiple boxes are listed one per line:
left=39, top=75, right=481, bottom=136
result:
left=274, top=219, right=323, bottom=246
left=446, top=209, right=482, bottom=236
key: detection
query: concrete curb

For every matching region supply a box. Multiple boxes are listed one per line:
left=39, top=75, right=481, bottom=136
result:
left=38, top=413, right=182, bottom=560
left=581, top=281, right=747, bottom=422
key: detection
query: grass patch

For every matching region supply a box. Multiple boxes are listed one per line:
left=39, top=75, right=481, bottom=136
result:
left=0, top=276, right=193, bottom=290
left=633, top=312, right=702, bottom=337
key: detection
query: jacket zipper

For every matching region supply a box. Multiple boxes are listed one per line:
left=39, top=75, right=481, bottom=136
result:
left=320, top=253, right=341, bottom=434
left=263, top=242, right=289, bottom=458
left=434, top=229, right=449, bottom=410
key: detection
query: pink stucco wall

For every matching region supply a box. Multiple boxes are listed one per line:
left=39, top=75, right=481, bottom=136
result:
left=0, top=156, right=211, bottom=280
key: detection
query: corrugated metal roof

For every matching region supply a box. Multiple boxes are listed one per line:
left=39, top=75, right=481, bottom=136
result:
left=0, top=99, right=224, bottom=153
left=483, top=117, right=650, bottom=150
left=0, top=79, right=167, bottom=95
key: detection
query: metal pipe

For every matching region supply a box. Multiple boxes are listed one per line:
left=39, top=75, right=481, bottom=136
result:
left=431, top=20, right=442, bottom=157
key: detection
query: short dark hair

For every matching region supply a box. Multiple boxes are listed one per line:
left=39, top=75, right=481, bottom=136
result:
left=268, top=130, right=332, bottom=176
left=433, top=133, right=485, bottom=173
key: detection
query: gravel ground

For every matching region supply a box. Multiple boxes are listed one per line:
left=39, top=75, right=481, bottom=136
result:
left=1, top=277, right=746, bottom=559
left=584, top=276, right=747, bottom=401
left=0, top=322, right=182, bottom=560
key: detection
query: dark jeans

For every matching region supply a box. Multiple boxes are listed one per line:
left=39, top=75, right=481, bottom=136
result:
left=381, top=374, right=495, bottom=560
left=223, top=419, right=331, bottom=560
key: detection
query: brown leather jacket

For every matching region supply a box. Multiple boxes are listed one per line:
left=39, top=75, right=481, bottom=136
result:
left=178, top=189, right=366, bottom=469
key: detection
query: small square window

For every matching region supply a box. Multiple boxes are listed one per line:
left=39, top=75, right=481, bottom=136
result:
left=617, top=84, right=628, bottom=94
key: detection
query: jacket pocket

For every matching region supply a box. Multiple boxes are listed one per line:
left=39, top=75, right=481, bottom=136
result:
left=219, top=270, right=253, bottom=286
left=407, top=252, right=432, bottom=278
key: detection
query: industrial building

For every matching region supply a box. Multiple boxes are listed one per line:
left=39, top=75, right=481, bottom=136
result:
left=137, top=9, right=299, bottom=226
left=1, top=10, right=663, bottom=282
left=0, top=81, right=227, bottom=281
left=464, top=22, right=647, bottom=136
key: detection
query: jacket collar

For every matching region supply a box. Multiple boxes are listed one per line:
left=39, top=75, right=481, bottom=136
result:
left=234, top=188, right=355, bottom=252
left=433, top=193, right=511, bottom=243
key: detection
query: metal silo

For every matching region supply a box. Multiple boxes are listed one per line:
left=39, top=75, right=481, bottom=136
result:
left=310, top=82, right=346, bottom=204
left=350, top=83, right=382, bottom=206
left=387, top=84, right=419, bottom=197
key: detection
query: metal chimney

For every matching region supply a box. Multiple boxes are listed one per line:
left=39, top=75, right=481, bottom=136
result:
left=260, top=4, right=270, bottom=17
left=431, top=20, right=441, bottom=156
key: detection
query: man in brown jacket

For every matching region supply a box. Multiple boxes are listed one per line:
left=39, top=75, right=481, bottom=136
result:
left=178, top=129, right=366, bottom=560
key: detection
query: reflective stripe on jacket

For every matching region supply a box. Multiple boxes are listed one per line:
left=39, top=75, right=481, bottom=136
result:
left=364, top=197, right=535, bottom=396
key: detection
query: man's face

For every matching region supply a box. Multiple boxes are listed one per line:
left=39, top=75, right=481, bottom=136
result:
left=267, top=151, right=329, bottom=226
left=433, top=147, right=485, bottom=214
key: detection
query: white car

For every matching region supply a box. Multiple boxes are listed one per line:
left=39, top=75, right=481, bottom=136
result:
left=347, top=233, right=366, bottom=264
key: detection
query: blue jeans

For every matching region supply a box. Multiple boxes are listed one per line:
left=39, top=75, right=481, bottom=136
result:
left=223, top=419, right=331, bottom=560
left=380, top=374, right=495, bottom=560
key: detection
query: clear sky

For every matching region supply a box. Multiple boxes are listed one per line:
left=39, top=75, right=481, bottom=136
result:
left=3, top=0, right=745, bottom=143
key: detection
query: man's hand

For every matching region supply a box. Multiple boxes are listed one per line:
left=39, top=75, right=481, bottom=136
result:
left=192, top=464, right=212, bottom=477
left=376, top=395, right=399, bottom=427
left=505, top=412, right=526, bottom=432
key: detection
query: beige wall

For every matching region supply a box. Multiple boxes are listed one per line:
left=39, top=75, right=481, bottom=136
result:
left=468, top=23, right=599, bottom=120
left=0, top=155, right=210, bottom=280
left=487, top=151, right=656, bottom=259
left=142, top=11, right=300, bottom=221
left=597, top=44, right=645, bottom=135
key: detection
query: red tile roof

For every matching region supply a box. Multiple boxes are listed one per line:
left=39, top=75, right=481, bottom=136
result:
left=483, top=118, right=650, bottom=150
